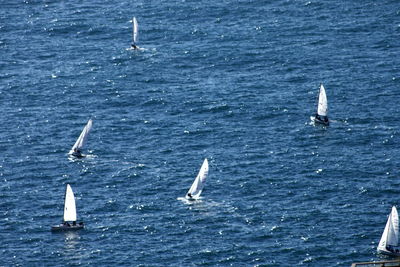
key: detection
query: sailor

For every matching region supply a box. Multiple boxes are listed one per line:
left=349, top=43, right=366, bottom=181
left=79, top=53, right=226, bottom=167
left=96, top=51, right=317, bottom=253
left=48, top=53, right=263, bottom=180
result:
left=187, top=193, right=193, bottom=199
left=131, top=44, right=138, bottom=50
left=73, top=148, right=82, bottom=157
left=73, top=221, right=76, bottom=226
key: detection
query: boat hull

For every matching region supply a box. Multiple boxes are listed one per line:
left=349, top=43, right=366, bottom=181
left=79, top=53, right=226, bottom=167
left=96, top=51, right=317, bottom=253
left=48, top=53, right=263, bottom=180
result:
left=377, top=247, right=400, bottom=257
left=68, top=152, right=85, bottom=158
left=310, top=116, right=329, bottom=126
left=51, top=223, right=84, bottom=232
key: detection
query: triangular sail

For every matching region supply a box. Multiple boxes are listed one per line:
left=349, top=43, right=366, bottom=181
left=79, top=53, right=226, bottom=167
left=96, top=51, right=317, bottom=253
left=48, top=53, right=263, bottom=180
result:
left=378, top=211, right=392, bottom=249
left=69, top=119, right=92, bottom=154
left=64, top=184, right=77, bottom=222
left=388, top=207, right=399, bottom=246
left=317, top=84, right=328, bottom=116
left=378, top=206, right=399, bottom=250
left=132, top=17, right=138, bottom=44
left=186, top=158, right=209, bottom=199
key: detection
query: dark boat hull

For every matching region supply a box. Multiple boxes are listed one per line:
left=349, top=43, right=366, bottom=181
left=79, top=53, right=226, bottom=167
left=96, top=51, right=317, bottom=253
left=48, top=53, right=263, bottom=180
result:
left=377, top=247, right=400, bottom=257
left=68, top=152, right=85, bottom=158
left=51, top=223, right=84, bottom=232
left=311, top=115, right=329, bottom=126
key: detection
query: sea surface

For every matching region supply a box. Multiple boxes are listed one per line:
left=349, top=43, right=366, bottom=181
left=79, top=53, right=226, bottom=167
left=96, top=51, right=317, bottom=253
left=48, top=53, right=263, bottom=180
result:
left=1, top=0, right=400, bottom=266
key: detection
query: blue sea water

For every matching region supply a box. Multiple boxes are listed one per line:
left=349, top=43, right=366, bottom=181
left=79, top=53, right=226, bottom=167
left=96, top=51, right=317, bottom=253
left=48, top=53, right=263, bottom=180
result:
left=1, top=0, right=400, bottom=266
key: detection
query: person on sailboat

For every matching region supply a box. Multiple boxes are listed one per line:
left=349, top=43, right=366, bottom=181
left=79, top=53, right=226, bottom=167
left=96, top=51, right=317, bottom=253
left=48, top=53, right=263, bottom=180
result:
left=315, top=114, right=329, bottom=125
left=72, top=148, right=83, bottom=158
left=131, top=43, right=138, bottom=50
left=187, top=193, right=193, bottom=199
left=387, top=245, right=398, bottom=253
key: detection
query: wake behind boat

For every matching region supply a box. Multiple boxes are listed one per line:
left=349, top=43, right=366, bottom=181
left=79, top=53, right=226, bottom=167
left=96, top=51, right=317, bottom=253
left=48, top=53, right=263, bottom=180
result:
left=377, top=206, right=400, bottom=256
left=185, top=158, right=209, bottom=201
left=311, top=84, right=329, bottom=126
left=68, top=119, right=93, bottom=158
left=51, top=184, right=84, bottom=232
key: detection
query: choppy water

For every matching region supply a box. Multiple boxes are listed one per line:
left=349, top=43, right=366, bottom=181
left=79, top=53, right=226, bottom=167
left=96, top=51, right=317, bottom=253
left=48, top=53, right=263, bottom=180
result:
left=1, top=0, right=400, bottom=266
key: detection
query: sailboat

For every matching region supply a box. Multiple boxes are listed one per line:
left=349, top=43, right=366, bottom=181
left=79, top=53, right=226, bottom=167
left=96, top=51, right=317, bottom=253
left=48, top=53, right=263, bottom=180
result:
left=51, top=184, right=84, bottom=231
left=377, top=206, right=400, bottom=256
left=68, top=119, right=93, bottom=158
left=185, top=158, right=209, bottom=200
left=311, top=84, right=329, bottom=126
left=131, top=17, right=139, bottom=49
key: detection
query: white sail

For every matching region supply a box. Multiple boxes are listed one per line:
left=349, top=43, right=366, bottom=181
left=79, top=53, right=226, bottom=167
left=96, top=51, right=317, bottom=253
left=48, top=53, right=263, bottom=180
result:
left=378, top=211, right=392, bottom=250
left=186, top=158, right=209, bottom=199
left=132, top=17, right=139, bottom=44
left=69, top=119, right=93, bottom=154
left=64, top=184, right=77, bottom=222
left=378, top=206, right=399, bottom=251
left=317, top=84, right=328, bottom=116
left=388, top=207, right=399, bottom=246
